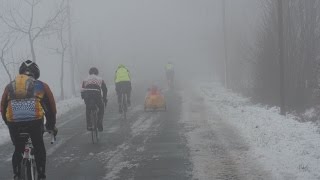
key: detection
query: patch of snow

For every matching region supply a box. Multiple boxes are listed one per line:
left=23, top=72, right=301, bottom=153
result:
left=303, top=108, right=316, bottom=119
left=131, top=114, right=159, bottom=136
left=56, top=98, right=83, bottom=118
left=195, top=82, right=320, bottom=180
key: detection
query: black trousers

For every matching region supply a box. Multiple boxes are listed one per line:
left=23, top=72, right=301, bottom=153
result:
left=166, top=71, right=174, bottom=82
left=84, top=92, right=104, bottom=127
left=8, top=120, right=46, bottom=177
left=115, top=81, right=132, bottom=104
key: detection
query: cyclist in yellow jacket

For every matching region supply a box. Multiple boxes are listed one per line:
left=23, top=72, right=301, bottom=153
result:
left=165, top=62, right=174, bottom=88
left=115, top=64, right=131, bottom=113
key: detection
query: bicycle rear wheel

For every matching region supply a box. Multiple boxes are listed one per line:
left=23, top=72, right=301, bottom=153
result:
left=20, top=159, right=37, bottom=180
left=122, top=93, right=127, bottom=120
left=91, top=110, right=99, bottom=144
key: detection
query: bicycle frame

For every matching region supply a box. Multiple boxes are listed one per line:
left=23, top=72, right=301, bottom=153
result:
left=20, top=133, right=36, bottom=180
left=19, top=130, right=55, bottom=180
left=22, top=135, right=33, bottom=160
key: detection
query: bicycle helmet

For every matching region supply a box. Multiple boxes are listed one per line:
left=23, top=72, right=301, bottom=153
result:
left=19, top=60, right=40, bottom=79
left=89, top=67, right=99, bottom=75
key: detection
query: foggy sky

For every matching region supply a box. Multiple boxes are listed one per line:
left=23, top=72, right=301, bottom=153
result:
left=71, top=0, right=220, bottom=85
left=1, top=0, right=263, bottom=97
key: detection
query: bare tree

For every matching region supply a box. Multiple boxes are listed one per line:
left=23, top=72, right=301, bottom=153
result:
left=0, top=36, right=16, bottom=81
left=252, top=0, right=320, bottom=111
left=277, top=0, right=285, bottom=115
left=222, top=0, right=229, bottom=89
left=49, top=6, right=68, bottom=100
left=0, top=0, right=65, bottom=62
left=67, top=0, right=77, bottom=96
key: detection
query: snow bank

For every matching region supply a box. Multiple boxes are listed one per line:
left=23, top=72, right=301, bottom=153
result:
left=198, top=82, right=320, bottom=180
left=56, top=98, right=83, bottom=118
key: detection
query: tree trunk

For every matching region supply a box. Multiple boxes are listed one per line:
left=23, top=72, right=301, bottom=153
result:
left=29, top=34, right=37, bottom=62
left=0, top=58, right=12, bottom=81
left=222, top=0, right=229, bottom=88
left=67, top=0, right=76, bottom=96
left=60, top=52, right=65, bottom=100
left=278, top=0, right=286, bottom=115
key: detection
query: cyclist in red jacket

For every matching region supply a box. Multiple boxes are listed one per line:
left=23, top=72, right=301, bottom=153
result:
left=81, top=67, right=108, bottom=131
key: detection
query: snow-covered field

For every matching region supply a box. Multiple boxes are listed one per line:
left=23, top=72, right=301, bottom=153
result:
left=184, top=82, right=320, bottom=180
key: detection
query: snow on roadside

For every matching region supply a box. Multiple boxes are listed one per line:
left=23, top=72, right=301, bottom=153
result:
left=0, top=122, right=9, bottom=146
left=0, top=98, right=83, bottom=145
left=56, top=98, right=83, bottom=118
left=197, top=82, right=320, bottom=180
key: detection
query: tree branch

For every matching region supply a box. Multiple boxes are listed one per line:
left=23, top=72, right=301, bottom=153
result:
left=32, top=6, right=66, bottom=41
left=0, top=15, right=28, bottom=34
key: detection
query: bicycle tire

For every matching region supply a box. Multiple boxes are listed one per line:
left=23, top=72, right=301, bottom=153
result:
left=94, top=111, right=99, bottom=142
left=20, top=159, right=27, bottom=180
left=91, top=109, right=99, bottom=144
left=122, top=93, right=127, bottom=120
left=20, top=159, right=36, bottom=180
left=91, top=110, right=95, bottom=143
left=30, top=159, right=37, bottom=180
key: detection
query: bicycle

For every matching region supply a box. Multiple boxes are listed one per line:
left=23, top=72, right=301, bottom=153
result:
left=19, top=130, right=55, bottom=180
left=168, top=79, right=174, bottom=90
left=119, top=90, right=128, bottom=120
left=88, top=104, right=99, bottom=144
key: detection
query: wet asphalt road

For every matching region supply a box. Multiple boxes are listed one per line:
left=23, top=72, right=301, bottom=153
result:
left=0, top=85, right=271, bottom=180
left=0, top=87, right=192, bottom=180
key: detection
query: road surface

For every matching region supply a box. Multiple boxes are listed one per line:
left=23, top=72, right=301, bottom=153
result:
left=0, top=85, right=271, bottom=180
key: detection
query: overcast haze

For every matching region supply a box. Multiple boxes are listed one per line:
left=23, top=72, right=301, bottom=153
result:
left=0, top=0, right=263, bottom=96
left=72, top=0, right=220, bottom=87
left=3, top=1, right=320, bottom=179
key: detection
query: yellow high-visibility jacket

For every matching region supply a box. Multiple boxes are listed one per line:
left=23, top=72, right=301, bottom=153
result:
left=115, top=67, right=131, bottom=83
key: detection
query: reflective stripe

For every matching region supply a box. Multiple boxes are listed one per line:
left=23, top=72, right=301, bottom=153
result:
left=81, top=88, right=100, bottom=92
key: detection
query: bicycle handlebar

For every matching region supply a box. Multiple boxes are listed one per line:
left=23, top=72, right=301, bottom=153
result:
left=44, top=129, right=56, bottom=144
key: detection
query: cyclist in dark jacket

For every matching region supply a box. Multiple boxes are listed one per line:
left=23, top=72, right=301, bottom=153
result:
left=81, top=67, right=108, bottom=131
left=1, top=60, right=57, bottom=180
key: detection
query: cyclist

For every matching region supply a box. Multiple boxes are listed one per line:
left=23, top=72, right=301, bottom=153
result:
left=1, top=60, right=57, bottom=180
left=114, top=64, right=131, bottom=113
left=165, top=62, right=174, bottom=88
left=81, top=67, right=107, bottom=131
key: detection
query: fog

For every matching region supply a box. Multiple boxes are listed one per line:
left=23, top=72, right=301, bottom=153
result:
left=71, top=0, right=221, bottom=86
left=4, top=1, right=320, bottom=179
left=0, top=0, right=261, bottom=97
left=5, top=0, right=319, bottom=113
